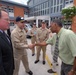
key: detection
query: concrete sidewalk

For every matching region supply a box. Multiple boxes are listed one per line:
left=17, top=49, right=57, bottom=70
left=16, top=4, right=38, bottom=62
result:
left=18, top=39, right=61, bottom=75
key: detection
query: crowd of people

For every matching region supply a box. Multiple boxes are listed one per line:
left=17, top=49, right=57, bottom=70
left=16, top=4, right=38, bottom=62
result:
left=0, top=7, right=76, bottom=75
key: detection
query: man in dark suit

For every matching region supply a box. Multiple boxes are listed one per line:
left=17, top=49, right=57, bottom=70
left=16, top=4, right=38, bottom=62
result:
left=0, top=8, right=14, bottom=75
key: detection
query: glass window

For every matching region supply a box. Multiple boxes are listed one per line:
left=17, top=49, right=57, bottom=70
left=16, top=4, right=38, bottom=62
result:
left=45, top=2, right=47, bottom=8
left=34, top=7, right=35, bottom=11
left=65, top=1, right=69, bottom=4
left=45, top=9, right=47, bottom=15
left=28, top=0, right=33, bottom=7
left=44, top=2, right=46, bottom=8
left=41, top=11, right=42, bottom=15
left=51, top=18, right=53, bottom=21
left=46, top=1, right=49, bottom=8
left=60, top=5, right=63, bottom=11
left=43, top=10, right=44, bottom=15
left=54, top=0, right=56, bottom=5
left=40, top=11, right=41, bottom=15
left=51, top=7, right=53, bottom=13
left=37, top=6, right=39, bottom=11
left=37, top=12, right=38, bottom=16
left=51, top=0, right=53, bottom=6
left=10, top=22, right=14, bottom=26
left=24, top=11, right=28, bottom=15
left=39, top=5, right=40, bottom=10
left=42, top=4, right=43, bottom=9
left=53, top=17, right=55, bottom=20
left=39, top=11, right=40, bottom=15
left=47, top=9, right=49, bottom=14
left=57, top=0, right=59, bottom=4
left=57, top=6, right=59, bottom=12
left=41, top=4, right=42, bottom=9
left=60, top=0, right=63, bottom=3
left=43, top=3, right=44, bottom=9
left=42, top=10, right=43, bottom=15
left=35, top=7, right=36, bottom=11
left=40, top=4, right=41, bottom=10
left=9, top=8, right=13, bottom=12
left=54, top=7, right=56, bottom=13
left=70, top=0, right=73, bottom=3
left=47, top=1, right=49, bottom=7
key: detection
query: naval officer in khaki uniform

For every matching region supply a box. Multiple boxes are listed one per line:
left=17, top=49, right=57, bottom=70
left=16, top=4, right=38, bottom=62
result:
left=11, top=16, right=33, bottom=75
left=34, top=20, right=49, bottom=65
left=30, top=23, right=37, bottom=56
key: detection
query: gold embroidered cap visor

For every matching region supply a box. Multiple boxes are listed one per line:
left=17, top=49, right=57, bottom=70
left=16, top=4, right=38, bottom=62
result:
left=16, top=16, right=27, bottom=23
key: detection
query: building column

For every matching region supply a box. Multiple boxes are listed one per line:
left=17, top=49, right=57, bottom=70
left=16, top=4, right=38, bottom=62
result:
left=49, top=17, right=50, bottom=26
left=36, top=18, right=38, bottom=27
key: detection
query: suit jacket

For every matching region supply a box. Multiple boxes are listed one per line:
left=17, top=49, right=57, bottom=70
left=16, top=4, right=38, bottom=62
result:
left=0, top=32, right=14, bottom=75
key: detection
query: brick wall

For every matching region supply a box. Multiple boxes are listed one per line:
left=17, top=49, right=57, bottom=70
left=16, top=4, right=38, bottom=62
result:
left=14, top=6, right=24, bottom=17
left=71, top=0, right=76, bottom=32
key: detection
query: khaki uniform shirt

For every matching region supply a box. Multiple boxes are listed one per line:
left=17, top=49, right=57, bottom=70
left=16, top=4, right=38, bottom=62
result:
left=30, top=28, right=37, bottom=37
left=11, top=26, right=28, bottom=57
left=36, top=27, right=49, bottom=43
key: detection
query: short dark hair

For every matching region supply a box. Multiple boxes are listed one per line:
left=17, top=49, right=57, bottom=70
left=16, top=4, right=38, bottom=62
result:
left=0, top=7, right=7, bottom=18
left=52, top=19, right=63, bottom=27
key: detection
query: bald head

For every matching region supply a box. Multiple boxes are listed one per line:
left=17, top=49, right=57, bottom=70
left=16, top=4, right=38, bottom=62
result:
left=52, top=19, right=63, bottom=27
left=50, top=19, right=63, bottom=33
left=0, top=8, right=8, bottom=18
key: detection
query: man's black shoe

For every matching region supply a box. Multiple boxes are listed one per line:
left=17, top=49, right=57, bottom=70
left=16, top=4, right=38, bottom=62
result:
left=56, top=64, right=58, bottom=66
left=34, top=60, right=39, bottom=64
left=47, top=69, right=56, bottom=73
left=27, top=70, right=33, bottom=75
left=43, top=61, right=46, bottom=65
left=32, top=54, right=35, bottom=56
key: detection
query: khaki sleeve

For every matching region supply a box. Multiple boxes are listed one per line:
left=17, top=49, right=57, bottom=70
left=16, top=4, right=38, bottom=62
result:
left=36, top=30, right=40, bottom=43
left=44, top=30, right=49, bottom=41
left=11, top=32, right=28, bottom=50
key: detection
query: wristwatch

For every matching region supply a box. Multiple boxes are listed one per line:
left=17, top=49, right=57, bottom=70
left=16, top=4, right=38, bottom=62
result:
left=71, top=69, right=75, bottom=72
left=71, top=69, right=76, bottom=74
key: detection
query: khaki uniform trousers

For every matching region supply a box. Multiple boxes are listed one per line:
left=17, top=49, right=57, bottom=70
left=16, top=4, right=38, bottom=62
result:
left=13, top=55, right=30, bottom=75
left=31, top=36, right=37, bottom=54
left=36, top=46, right=46, bottom=61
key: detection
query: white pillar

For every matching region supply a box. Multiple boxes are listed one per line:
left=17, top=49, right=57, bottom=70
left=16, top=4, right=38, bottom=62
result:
left=49, top=17, right=50, bottom=26
left=36, top=18, right=38, bottom=27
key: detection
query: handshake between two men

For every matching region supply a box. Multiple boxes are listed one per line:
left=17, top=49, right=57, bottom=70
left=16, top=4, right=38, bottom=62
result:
left=28, top=41, right=47, bottom=49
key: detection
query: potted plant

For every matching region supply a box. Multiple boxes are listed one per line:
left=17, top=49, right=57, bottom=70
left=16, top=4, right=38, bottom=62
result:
left=61, top=6, right=76, bottom=32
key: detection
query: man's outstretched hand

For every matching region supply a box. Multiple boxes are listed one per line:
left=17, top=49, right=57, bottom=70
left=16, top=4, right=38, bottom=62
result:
left=28, top=44, right=35, bottom=49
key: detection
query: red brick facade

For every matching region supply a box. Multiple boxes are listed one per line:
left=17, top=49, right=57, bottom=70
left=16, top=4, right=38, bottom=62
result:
left=71, top=0, right=76, bottom=32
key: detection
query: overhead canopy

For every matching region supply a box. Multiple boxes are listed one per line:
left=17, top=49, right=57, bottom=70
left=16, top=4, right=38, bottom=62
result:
left=25, top=15, right=50, bottom=21
left=25, top=16, right=36, bottom=21
left=37, top=15, right=50, bottom=20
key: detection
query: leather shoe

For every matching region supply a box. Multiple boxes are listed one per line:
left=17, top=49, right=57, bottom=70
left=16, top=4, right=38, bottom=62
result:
left=47, top=69, right=56, bottom=73
left=56, top=64, right=58, bottom=66
left=32, top=54, right=35, bottom=56
left=27, top=70, right=33, bottom=75
left=34, top=60, right=39, bottom=64
left=43, top=61, right=46, bottom=65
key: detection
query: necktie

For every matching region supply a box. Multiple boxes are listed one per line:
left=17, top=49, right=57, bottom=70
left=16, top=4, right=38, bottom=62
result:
left=53, top=36, right=59, bottom=63
left=3, top=32, right=10, bottom=43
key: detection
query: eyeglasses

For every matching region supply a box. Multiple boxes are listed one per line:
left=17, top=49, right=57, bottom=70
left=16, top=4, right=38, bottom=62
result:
left=2, top=18, right=10, bottom=22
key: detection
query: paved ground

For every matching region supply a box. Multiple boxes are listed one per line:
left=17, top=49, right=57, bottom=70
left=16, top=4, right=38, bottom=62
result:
left=18, top=39, right=62, bottom=75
